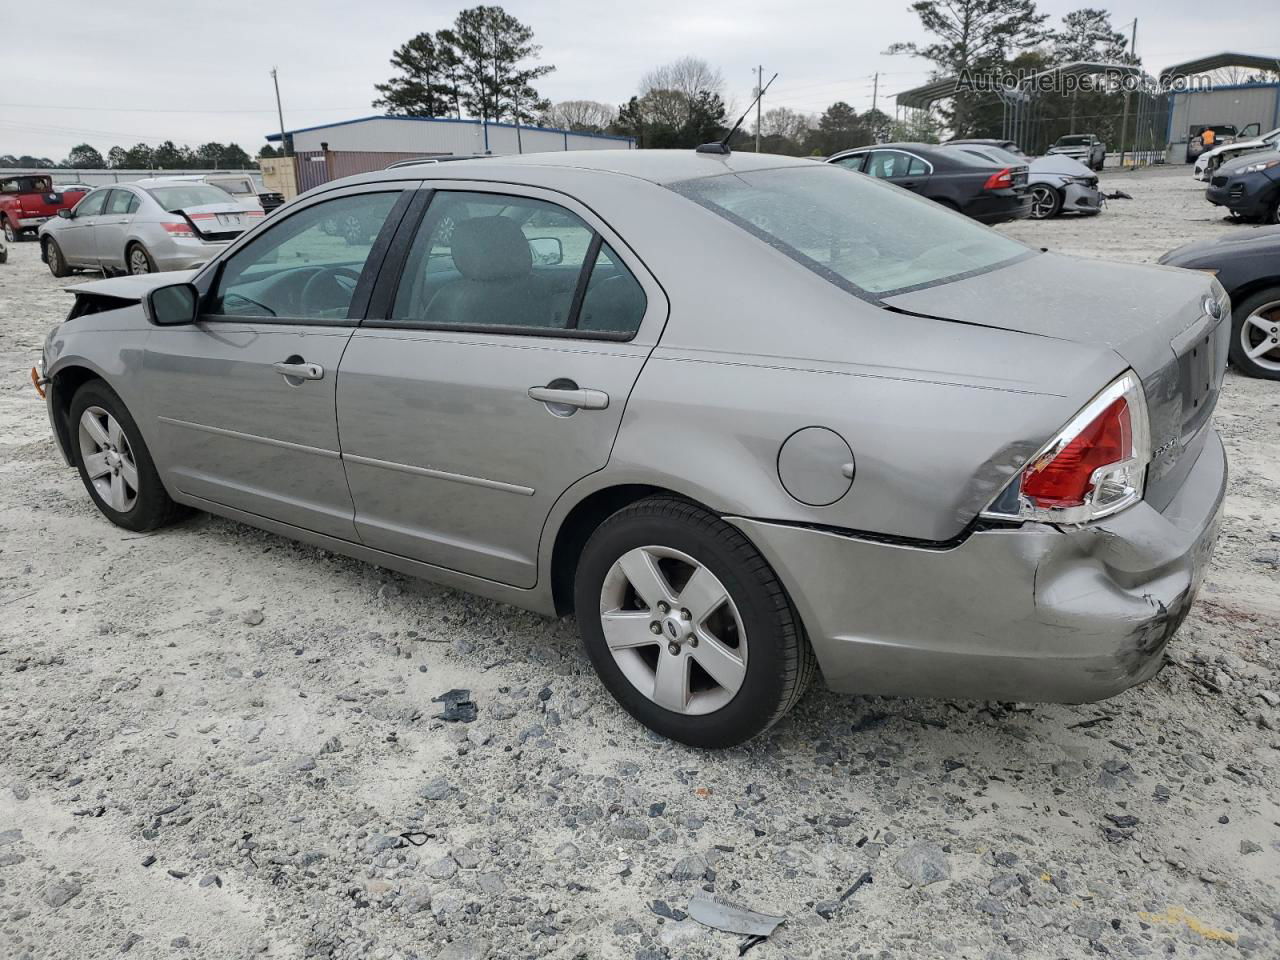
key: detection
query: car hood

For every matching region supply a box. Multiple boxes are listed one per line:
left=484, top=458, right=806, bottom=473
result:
left=1159, top=224, right=1280, bottom=265
left=881, top=251, right=1210, bottom=380
left=1217, top=149, right=1280, bottom=175
left=1030, top=155, right=1093, bottom=177
left=1203, top=137, right=1266, bottom=158
left=69, top=270, right=198, bottom=302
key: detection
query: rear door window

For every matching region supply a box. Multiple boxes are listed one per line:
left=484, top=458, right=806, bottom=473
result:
left=105, top=190, right=139, bottom=215
left=388, top=190, right=646, bottom=338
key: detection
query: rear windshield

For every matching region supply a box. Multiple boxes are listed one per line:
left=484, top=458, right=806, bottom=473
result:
left=145, top=184, right=233, bottom=211
left=210, top=179, right=254, bottom=195
left=671, top=165, right=1029, bottom=296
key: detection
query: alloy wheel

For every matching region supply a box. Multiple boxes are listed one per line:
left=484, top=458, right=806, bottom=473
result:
left=1029, top=185, right=1058, bottom=219
left=129, top=247, right=151, bottom=274
left=2, top=220, right=15, bottom=243
left=1240, top=300, right=1280, bottom=373
left=598, top=545, right=747, bottom=716
left=77, top=406, right=139, bottom=512
left=47, top=243, right=61, bottom=272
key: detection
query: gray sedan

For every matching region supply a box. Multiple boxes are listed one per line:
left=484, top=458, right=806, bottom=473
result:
left=38, top=180, right=263, bottom=277
left=36, top=150, right=1228, bottom=747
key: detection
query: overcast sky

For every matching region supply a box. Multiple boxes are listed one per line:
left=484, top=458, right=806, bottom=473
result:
left=2, top=0, right=1270, bottom=160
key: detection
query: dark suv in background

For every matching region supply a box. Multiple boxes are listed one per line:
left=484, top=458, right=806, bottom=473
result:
left=827, top=142, right=1031, bottom=224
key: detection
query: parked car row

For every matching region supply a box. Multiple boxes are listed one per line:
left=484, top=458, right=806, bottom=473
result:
left=828, top=137, right=1103, bottom=224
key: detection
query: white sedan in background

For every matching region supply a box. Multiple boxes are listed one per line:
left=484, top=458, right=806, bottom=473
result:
left=38, top=180, right=264, bottom=277
left=1194, top=126, right=1280, bottom=180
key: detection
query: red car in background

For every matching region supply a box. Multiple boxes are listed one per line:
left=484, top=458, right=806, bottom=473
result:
left=0, top=175, right=87, bottom=242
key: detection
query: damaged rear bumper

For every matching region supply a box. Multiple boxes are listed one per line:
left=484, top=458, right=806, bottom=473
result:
left=730, top=428, right=1227, bottom=703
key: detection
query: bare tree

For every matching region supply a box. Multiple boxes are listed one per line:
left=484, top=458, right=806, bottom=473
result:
left=640, top=56, right=725, bottom=102
left=754, top=107, right=813, bottom=142
left=543, top=100, right=617, bottom=132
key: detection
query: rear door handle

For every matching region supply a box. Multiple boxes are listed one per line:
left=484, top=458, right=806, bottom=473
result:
left=528, top=385, right=609, bottom=410
left=273, top=360, right=324, bottom=381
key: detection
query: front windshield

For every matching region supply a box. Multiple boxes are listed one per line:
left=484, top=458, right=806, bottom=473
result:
left=1056, top=136, right=1091, bottom=146
left=670, top=165, right=1029, bottom=296
left=145, top=184, right=233, bottom=211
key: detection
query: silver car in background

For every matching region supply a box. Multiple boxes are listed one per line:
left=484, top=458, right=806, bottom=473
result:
left=946, top=143, right=1102, bottom=219
left=36, top=150, right=1227, bottom=747
left=38, top=180, right=264, bottom=277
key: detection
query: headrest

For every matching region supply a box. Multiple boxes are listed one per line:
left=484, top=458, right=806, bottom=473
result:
left=449, top=216, right=532, bottom=281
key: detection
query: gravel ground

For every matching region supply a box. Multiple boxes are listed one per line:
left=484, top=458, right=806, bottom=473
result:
left=1, top=164, right=1278, bottom=960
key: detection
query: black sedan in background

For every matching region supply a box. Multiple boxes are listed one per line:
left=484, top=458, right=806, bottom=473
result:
left=1159, top=225, right=1280, bottom=380
left=1205, top=150, right=1280, bottom=224
left=827, top=142, right=1031, bottom=224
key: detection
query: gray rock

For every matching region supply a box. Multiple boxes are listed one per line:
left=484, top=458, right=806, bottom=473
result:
left=894, top=842, right=951, bottom=887
left=198, top=874, right=221, bottom=888
left=609, top=817, right=649, bottom=841
left=436, top=938, right=488, bottom=960
left=1069, top=918, right=1106, bottom=941
left=241, top=609, right=264, bottom=626
left=426, top=855, right=458, bottom=880
left=476, top=872, right=505, bottom=895
left=419, top=777, right=451, bottom=801
left=989, top=875, right=1020, bottom=896
left=1257, top=690, right=1280, bottom=707
left=0, top=829, right=21, bottom=845
left=10, top=785, right=28, bottom=802
left=1240, top=839, right=1263, bottom=855
left=553, top=842, right=580, bottom=861
left=669, top=853, right=708, bottom=881
left=452, top=846, right=480, bottom=869
left=976, top=897, right=1008, bottom=917
left=42, top=881, right=82, bottom=908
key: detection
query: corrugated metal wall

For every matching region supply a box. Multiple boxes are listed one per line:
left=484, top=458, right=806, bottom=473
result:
left=1167, top=83, right=1280, bottom=157
left=286, top=116, right=632, bottom=155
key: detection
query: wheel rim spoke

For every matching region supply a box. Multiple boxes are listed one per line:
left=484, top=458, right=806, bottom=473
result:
left=600, top=610, right=658, bottom=651
left=82, top=451, right=111, bottom=480
left=119, top=458, right=139, bottom=491
left=107, top=416, right=123, bottom=448
left=1246, top=337, right=1276, bottom=359
left=689, top=629, right=747, bottom=692
left=1245, top=313, right=1274, bottom=335
left=79, top=410, right=109, bottom=448
left=677, top=564, right=727, bottom=625
left=617, top=548, right=675, bottom=610
left=652, top=653, right=689, bottom=712
left=109, top=474, right=129, bottom=511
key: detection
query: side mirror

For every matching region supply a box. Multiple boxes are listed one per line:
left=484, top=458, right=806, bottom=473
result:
left=57, top=208, right=72, bottom=219
left=527, top=236, right=563, bottom=266
left=144, top=282, right=199, bottom=326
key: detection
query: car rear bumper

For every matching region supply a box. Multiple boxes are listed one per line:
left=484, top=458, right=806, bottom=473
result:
left=730, top=428, right=1227, bottom=704
left=17, top=216, right=51, bottom=229
left=151, top=237, right=232, bottom=271
left=965, top=192, right=1032, bottom=224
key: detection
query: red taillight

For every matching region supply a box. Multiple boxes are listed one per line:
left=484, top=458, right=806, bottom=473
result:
left=161, top=220, right=195, bottom=238
left=1022, top=397, right=1131, bottom=508
left=983, top=167, right=1014, bottom=190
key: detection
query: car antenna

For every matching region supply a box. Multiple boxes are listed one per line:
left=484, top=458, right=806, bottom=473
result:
left=696, top=73, right=778, bottom=155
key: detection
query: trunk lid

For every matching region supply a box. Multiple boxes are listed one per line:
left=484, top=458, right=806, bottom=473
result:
left=881, top=252, right=1227, bottom=512
left=175, top=202, right=261, bottom=240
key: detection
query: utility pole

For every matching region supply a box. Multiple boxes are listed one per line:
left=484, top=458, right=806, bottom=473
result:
left=871, top=72, right=879, bottom=114
left=755, top=65, right=763, bottom=152
left=271, top=67, right=288, bottom=157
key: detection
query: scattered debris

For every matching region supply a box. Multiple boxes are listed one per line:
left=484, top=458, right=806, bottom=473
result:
left=433, top=688, right=478, bottom=722
left=687, top=893, right=784, bottom=937
left=894, top=843, right=950, bottom=887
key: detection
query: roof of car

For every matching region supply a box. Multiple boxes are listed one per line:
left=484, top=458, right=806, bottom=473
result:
left=357, top=149, right=819, bottom=186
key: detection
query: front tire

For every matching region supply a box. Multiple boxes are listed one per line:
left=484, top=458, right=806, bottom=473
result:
left=1229, top=288, right=1280, bottom=381
left=1028, top=184, right=1062, bottom=220
left=127, top=242, right=155, bottom=275
left=69, top=381, right=188, bottom=531
left=45, top=238, right=71, bottom=277
left=574, top=496, right=816, bottom=748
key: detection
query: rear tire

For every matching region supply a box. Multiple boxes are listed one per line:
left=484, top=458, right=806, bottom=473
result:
left=1228, top=288, right=1280, bottom=381
left=574, top=496, right=816, bottom=748
left=44, top=238, right=71, bottom=278
left=2, top=218, right=17, bottom=243
left=127, top=242, right=155, bottom=275
left=69, top=380, right=189, bottom=531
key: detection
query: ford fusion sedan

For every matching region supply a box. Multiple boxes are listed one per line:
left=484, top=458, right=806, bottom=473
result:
left=38, top=180, right=265, bottom=277
left=36, top=150, right=1227, bottom=747
left=827, top=142, right=1031, bottom=224
left=1205, top=150, right=1280, bottom=224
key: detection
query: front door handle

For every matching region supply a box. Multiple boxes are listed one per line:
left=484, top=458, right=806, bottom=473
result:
left=528, top=385, right=609, bottom=411
left=273, top=360, right=324, bottom=381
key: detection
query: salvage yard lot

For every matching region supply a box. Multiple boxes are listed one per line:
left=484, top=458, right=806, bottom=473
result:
left=1, top=164, right=1278, bottom=960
